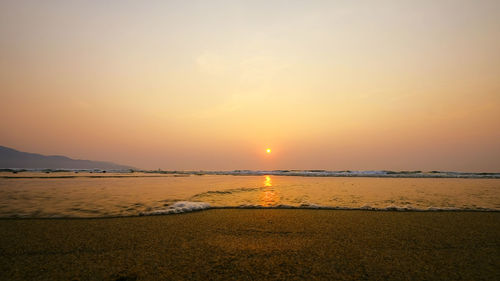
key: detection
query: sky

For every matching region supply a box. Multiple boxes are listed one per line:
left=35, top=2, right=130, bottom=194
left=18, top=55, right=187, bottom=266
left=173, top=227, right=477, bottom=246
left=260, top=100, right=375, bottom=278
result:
left=1, top=0, right=499, bottom=171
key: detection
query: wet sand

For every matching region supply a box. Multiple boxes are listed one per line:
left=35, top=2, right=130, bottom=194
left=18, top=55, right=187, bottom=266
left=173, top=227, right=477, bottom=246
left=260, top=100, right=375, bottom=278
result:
left=0, top=210, right=499, bottom=280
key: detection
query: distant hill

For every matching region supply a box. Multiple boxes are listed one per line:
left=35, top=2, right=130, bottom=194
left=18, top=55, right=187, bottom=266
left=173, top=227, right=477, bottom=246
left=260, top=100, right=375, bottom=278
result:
left=0, top=146, right=134, bottom=170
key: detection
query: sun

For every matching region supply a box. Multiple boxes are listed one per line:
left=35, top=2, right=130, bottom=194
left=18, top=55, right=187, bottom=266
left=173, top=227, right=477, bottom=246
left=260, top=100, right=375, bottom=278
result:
left=266, top=148, right=271, bottom=154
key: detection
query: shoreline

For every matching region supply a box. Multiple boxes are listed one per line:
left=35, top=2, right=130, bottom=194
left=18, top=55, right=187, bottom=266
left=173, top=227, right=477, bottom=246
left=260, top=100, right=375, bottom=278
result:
left=1, top=209, right=499, bottom=280
left=1, top=207, right=499, bottom=220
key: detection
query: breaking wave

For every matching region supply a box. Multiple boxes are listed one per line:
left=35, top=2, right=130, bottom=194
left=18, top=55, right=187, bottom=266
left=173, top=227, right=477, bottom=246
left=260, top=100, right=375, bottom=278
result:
left=137, top=202, right=499, bottom=216
left=140, top=201, right=211, bottom=215
left=147, top=170, right=500, bottom=178
left=2, top=169, right=499, bottom=178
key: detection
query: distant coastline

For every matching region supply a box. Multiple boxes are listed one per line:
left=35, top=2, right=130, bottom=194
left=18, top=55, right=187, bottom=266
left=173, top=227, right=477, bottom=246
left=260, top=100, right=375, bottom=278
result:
left=0, top=145, right=133, bottom=170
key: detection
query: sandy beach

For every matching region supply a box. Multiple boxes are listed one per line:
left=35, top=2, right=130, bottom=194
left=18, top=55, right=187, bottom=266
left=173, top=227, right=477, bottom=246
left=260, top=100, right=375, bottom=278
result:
left=0, top=210, right=498, bottom=280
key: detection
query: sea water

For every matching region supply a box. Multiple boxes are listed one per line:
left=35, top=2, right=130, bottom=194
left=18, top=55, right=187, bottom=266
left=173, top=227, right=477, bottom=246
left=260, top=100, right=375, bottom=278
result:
left=0, top=172, right=499, bottom=217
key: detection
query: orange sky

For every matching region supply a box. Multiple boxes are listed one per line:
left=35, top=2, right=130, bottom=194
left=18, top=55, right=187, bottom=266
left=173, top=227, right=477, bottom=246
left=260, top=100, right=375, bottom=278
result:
left=1, top=0, right=499, bottom=171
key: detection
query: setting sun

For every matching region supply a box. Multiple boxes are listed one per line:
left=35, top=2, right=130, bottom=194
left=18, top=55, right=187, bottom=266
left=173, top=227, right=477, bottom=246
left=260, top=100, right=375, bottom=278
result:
left=266, top=149, right=271, bottom=154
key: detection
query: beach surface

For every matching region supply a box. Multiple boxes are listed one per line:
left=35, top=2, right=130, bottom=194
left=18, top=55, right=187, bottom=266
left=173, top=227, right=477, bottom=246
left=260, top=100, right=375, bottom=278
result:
left=1, top=210, right=499, bottom=280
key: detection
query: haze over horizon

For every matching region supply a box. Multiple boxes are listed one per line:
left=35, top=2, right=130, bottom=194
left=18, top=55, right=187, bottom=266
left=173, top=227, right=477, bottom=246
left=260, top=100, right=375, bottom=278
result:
left=1, top=0, right=499, bottom=172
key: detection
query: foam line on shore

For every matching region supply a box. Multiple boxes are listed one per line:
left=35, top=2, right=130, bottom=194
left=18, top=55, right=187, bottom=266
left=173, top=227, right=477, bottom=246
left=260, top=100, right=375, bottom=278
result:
left=140, top=201, right=211, bottom=215
left=138, top=201, right=500, bottom=216
left=3, top=203, right=498, bottom=219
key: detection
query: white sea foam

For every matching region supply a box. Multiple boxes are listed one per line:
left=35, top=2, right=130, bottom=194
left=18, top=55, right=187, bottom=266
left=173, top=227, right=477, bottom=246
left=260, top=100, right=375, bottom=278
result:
left=152, top=170, right=500, bottom=178
left=140, top=201, right=499, bottom=216
left=3, top=169, right=499, bottom=178
left=141, top=201, right=211, bottom=215
left=212, top=204, right=499, bottom=212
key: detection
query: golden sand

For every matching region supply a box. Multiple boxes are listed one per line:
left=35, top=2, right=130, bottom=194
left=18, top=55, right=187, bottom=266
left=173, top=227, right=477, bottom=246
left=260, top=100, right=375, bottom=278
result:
left=1, top=210, right=499, bottom=280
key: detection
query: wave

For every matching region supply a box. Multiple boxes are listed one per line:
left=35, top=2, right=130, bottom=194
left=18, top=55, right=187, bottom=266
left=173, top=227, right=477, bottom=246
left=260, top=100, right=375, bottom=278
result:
left=2, top=169, right=500, bottom=178
left=192, top=170, right=500, bottom=178
left=137, top=201, right=499, bottom=217
left=3, top=202, right=498, bottom=219
left=190, top=187, right=260, bottom=200
left=140, top=201, right=211, bottom=215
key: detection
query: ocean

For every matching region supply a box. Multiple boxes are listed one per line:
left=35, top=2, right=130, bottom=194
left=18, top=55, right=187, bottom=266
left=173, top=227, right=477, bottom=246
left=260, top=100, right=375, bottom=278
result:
left=0, top=171, right=499, bottom=217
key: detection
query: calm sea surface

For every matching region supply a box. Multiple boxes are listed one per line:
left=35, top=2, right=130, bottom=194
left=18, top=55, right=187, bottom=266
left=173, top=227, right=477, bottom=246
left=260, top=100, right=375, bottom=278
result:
left=0, top=172, right=499, bottom=217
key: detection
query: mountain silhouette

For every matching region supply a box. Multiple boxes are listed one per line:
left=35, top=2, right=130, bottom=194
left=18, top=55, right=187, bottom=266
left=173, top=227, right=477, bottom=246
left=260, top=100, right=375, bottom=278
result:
left=0, top=146, right=133, bottom=170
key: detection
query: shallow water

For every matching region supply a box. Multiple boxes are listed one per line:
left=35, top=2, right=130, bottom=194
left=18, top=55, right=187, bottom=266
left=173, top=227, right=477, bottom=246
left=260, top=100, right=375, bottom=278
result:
left=0, top=172, right=499, bottom=217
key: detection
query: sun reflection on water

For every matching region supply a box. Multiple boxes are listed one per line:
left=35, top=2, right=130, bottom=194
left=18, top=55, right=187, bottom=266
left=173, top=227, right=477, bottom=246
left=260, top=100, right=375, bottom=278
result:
left=260, top=175, right=279, bottom=206
left=264, top=175, right=272, bottom=187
